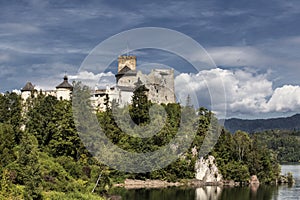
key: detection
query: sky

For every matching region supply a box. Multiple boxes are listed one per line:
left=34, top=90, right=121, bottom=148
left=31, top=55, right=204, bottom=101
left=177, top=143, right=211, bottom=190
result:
left=1, top=0, right=300, bottom=119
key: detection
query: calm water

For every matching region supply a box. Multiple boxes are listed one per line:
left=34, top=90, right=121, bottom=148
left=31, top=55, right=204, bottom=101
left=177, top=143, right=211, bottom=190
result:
left=274, top=164, right=300, bottom=200
left=111, top=165, right=300, bottom=200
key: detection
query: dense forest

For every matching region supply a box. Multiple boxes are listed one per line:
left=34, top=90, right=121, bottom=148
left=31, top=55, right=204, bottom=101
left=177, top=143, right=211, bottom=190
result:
left=0, top=84, right=281, bottom=199
left=252, top=130, right=300, bottom=163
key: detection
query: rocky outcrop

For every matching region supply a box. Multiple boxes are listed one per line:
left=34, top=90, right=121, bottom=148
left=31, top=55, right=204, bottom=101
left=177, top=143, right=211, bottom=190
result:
left=195, top=156, right=223, bottom=183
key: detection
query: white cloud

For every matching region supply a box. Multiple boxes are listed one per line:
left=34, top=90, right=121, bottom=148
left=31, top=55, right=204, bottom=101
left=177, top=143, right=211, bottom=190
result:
left=69, top=71, right=115, bottom=89
left=175, top=68, right=300, bottom=118
left=264, top=85, right=300, bottom=112
left=12, top=89, right=21, bottom=95
left=69, top=71, right=113, bottom=80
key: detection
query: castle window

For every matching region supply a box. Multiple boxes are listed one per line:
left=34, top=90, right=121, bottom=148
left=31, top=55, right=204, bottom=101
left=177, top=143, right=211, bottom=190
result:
left=165, top=96, right=168, bottom=100
left=156, top=89, right=158, bottom=93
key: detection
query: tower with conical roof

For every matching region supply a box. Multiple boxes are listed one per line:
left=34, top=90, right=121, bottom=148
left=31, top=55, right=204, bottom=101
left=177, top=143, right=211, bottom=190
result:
left=56, top=75, right=73, bottom=100
left=21, top=82, right=36, bottom=101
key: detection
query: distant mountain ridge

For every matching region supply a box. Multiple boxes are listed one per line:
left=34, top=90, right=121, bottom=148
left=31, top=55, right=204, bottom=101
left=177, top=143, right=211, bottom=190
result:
left=224, top=114, right=300, bottom=133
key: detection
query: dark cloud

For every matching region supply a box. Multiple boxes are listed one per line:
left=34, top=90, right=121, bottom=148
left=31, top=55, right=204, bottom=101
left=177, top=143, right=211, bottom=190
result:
left=1, top=0, right=300, bottom=118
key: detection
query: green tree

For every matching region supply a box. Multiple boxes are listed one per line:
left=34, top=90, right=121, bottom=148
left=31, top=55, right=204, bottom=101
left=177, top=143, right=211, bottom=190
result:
left=25, top=94, right=59, bottom=147
left=129, top=84, right=151, bottom=125
left=0, top=92, right=22, bottom=142
left=48, top=100, right=84, bottom=160
left=0, top=123, right=16, bottom=168
left=233, top=131, right=251, bottom=162
left=14, top=132, right=42, bottom=199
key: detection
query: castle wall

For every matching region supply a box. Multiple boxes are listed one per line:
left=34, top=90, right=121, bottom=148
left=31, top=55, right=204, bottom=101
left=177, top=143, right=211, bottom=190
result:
left=119, top=90, right=133, bottom=106
left=136, top=69, right=175, bottom=104
left=90, top=86, right=123, bottom=111
left=117, top=75, right=137, bottom=88
left=43, top=90, right=56, bottom=97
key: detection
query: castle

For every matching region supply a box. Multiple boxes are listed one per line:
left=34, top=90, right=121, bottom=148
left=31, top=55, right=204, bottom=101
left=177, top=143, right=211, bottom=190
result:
left=21, top=75, right=73, bottom=102
left=21, top=55, right=175, bottom=110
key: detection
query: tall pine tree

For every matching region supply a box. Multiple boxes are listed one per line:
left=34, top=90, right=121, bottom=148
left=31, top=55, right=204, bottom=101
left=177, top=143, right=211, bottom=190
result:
left=129, top=79, right=151, bottom=125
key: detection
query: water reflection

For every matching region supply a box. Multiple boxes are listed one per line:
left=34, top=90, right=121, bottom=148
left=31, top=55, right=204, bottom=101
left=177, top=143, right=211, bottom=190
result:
left=195, top=186, right=221, bottom=200
left=111, top=165, right=299, bottom=200
left=195, top=185, right=276, bottom=200
left=111, top=185, right=277, bottom=200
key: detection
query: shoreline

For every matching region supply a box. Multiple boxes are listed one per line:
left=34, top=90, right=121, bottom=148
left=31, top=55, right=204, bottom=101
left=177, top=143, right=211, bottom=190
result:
left=113, top=179, right=237, bottom=189
left=113, top=177, right=294, bottom=189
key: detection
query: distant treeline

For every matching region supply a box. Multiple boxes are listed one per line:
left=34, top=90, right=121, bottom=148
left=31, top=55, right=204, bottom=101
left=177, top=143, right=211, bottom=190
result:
left=224, top=114, right=300, bottom=133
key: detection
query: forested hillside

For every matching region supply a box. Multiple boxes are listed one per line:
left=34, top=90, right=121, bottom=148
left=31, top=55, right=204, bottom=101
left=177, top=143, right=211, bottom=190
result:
left=224, top=114, right=300, bottom=133
left=253, top=130, right=300, bottom=163
left=0, top=85, right=281, bottom=199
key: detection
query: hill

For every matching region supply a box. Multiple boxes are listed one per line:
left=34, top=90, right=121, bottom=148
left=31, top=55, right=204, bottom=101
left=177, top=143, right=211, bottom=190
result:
left=224, top=114, right=300, bottom=133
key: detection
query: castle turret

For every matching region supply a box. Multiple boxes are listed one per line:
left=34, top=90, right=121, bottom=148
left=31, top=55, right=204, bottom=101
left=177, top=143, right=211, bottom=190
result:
left=56, top=75, right=73, bottom=100
left=21, top=82, right=35, bottom=101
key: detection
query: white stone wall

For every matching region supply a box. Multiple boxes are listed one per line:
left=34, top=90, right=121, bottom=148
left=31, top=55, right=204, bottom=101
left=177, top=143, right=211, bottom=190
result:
left=43, top=90, right=56, bottom=97
left=56, top=88, right=72, bottom=101
left=119, top=90, right=133, bottom=107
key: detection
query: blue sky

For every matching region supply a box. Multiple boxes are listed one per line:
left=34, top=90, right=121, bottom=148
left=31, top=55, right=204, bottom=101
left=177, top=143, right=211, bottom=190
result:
left=1, top=0, right=300, bottom=118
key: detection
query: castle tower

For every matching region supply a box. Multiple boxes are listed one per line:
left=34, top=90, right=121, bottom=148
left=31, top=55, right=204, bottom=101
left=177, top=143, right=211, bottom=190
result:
left=21, top=82, right=36, bottom=101
left=118, top=55, right=136, bottom=72
left=115, top=56, right=137, bottom=87
left=56, top=75, right=73, bottom=100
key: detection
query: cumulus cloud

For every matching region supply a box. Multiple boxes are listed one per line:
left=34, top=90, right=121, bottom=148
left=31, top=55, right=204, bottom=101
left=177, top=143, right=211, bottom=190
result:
left=175, top=68, right=300, bottom=118
left=69, top=71, right=115, bottom=89
left=264, top=85, right=300, bottom=112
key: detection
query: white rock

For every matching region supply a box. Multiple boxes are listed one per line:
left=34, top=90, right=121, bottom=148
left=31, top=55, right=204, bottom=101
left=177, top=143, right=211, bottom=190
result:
left=195, top=155, right=222, bottom=182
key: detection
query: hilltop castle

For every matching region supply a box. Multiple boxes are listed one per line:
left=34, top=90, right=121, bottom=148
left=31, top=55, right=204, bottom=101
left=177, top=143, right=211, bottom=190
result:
left=90, top=55, right=175, bottom=110
left=21, top=55, right=175, bottom=110
left=21, top=75, right=73, bottom=102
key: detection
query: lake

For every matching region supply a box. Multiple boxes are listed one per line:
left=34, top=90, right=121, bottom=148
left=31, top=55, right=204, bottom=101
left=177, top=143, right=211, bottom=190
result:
left=111, top=165, right=300, bottom=200
left=274, top=164, right=300, bottom=200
